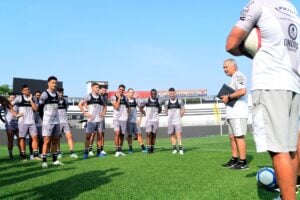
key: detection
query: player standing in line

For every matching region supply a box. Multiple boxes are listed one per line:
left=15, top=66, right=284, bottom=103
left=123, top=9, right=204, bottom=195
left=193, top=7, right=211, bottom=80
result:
left=164, top=88, right=185, bottom=155
left=126, top=88, right=147, bottom=153
left=13, top=85, right=40, bottom=161
left=141, top=89, right=162, bottom=153
left=79, top=83, right=106, bottom=159
left=39, top=76, right=64, bottom=168
left=87, top=85, right=108, bottom=157
left=1, top=95, right=20, bottom=159
left=220, top=59, right=249, bottom=170
left=33, top=91, right=43, bottom=157
left=226, top=0, right=300, bottom=198
left=111, top=84, right=128, bottom=157
left=56, top=88, right=78, bottom=158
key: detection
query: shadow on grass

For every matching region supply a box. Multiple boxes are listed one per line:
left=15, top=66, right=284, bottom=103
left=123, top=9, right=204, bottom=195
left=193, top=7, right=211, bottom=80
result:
left=0, top=168, right=123, bottom=200
left=257, top=184, right=278, bottom=200
left=0, top=166, right=75, bottom=189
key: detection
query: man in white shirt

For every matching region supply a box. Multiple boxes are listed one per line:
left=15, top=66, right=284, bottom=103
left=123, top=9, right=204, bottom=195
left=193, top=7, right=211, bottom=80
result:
left=226, top=0, right=300, bottom=199
left=221, top=59, right=249, bottom=170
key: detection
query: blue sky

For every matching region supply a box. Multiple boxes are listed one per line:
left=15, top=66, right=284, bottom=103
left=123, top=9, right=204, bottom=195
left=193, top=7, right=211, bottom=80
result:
left=1, top=1, right=300, bottom=97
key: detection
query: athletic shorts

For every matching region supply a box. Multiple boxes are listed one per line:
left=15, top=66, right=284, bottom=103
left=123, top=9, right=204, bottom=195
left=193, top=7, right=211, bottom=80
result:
left=86, top=121, right=105, bottom=134
left=60, top=123, right=71, bottom=134
left=252, top=90, right=299, bottom=153
left=113, top=120, right=127, bottom=134
left=18, top=123, right=37, bottom=138
left=145, top=121, right=159, bottom=134
left=42, top=124, right=61, bottom=137
left=227, top=118, right=247, bottom=137
left=5, top=121, right=18, bottom=131
left=127, top=122, right=138, bottom=135
left=168, top=123, right=182, bottom=135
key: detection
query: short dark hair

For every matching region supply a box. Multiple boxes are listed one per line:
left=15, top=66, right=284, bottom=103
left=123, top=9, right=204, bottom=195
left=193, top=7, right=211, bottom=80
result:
left=150, top=89, right=157, bottom=93
left=128, top=88, right=134, bottom=92
left=91, top=82, right=99, bottom=87
left=34, top=91, right=42, bottom=95
left=119, top=84, right=126, bottom=89
left=21, top=84, right=29, bottom=90
left=57, top=88, right=64, bottom=92
left=48, top=76, right=57, bottom=82
left=99, top=85, right=107, bottom=89
left=169, top=87, right=175, bottom=92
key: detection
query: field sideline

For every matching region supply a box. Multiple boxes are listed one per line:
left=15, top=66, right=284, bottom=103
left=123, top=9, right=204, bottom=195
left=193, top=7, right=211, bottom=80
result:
left=0, top=135, right=292, bottom=200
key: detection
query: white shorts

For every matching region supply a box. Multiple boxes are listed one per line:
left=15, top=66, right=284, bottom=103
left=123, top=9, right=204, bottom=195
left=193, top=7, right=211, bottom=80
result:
left=252, top=90, right=299, bottom=153
left=19, top=123, right=37, bottom=138
left=42, top=124, right=61, bottom=137
left=168, top=124, right=182, bottom=135
left=227, top=118, right=247, bottom=137
left=113, top=120, right=127, bottom=134
left=145, top=121, right=159, bottom=134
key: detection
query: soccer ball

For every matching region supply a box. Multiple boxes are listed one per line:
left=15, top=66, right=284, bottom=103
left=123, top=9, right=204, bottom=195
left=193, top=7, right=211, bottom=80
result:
left=241, top=27, right=262, bottom=59
left=256, top=167, right=277, bottom=189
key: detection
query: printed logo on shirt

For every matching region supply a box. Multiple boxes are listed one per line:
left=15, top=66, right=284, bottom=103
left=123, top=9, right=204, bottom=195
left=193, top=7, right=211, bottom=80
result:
left=240, top=0, right=254, bottom=20
left=288, top=24, right=298, bottom=40
left=285, top=23, right=299, bottom=52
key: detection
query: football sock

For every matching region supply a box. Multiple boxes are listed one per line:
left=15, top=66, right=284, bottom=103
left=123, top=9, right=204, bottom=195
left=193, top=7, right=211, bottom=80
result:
left=179, top=145, right=183, bottom=150
left=70, top=150, right=74, bottom=154
left=52, top=153, right=58, bottom=162
left=42, top=154, right=47, bottom=162
left=97, top=148, right=101, bottom=155
left=232, top=157, right=239, bottom=162
left=84, top=149, right=88, bottom=154
left=88, top=145, right=93, bottom=152
left=33, top=150, right=39, bottom=157
left=100, top=146, right=104, bottom=151
left=173, top=145, right=177, bottom=150
left=129, top=145, right=133, bottom=151
left=57, top=150, right=61, bottom=155
left=141, top=144, right=145, bottom=150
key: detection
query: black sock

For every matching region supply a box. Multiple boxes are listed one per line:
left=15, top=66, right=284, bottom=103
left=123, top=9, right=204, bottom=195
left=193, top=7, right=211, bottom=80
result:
left=232, top=157, right=239, bottom=162
left=57, top=150, right=61, bottom=155
left=173, top=145, right=177, bottom=150
left=97, top=148, right=101, bottom=155
left=42, top=154, right=47, bottom=162
left=117, top=146, right=121, bottom=152
left=52, top=153, right=58, bottom=162
left=141, top=144, right=145, bottom=150
left=33, top=151, right=39, bottom=157
left=20, top=151, right=26, bottom=159
left=151, top=145, right=154, bottom=152
left=84, top=149, right=88, bottom=154
left=100, top=146, right=103, bottom=151
left=88, top=145, right=93, bottom=152
left=70, top=150, right=74, bottom=154
left=240, top=159, right=247, bottom=164
left=8, top=150, right=13, bottom=156
left=179, top=145, right=183, bottom=150
left=129, top=145, right=132, bottom=151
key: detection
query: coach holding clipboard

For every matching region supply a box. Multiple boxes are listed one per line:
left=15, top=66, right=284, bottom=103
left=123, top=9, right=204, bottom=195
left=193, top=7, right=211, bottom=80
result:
left=219, top=59, right=249, bottom=170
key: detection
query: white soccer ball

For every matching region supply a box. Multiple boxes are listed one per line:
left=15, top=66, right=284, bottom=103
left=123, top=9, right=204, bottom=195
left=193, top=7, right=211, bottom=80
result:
left=241, top=27, right=262, bottom=58
left=256, top=167, right=277, bottom=188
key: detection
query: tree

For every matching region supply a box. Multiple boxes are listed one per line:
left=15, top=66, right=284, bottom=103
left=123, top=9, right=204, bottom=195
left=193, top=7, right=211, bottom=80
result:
left=0, top=84, right=12, bottom=95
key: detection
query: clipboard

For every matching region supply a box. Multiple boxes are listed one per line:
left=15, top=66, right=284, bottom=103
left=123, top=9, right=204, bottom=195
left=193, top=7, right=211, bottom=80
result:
left=216, top=84, right=237, bottom=107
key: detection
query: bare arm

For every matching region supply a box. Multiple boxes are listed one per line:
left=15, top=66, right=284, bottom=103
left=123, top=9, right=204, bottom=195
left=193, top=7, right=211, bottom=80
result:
left=221, top=88, right=247, bottom=104
left=226, top=26, right=248, bottom=56
left=180, top=107, right=185, bottom=118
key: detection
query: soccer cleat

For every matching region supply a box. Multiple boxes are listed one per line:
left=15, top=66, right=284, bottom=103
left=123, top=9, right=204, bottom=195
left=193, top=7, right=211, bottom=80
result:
left=33, top=156, right=42, bottom=161
left=88, top=151, right=94, bottom=156
left=100, top=150, right=107, bottom=155
left=53, top=160, right=64, bottom=166
left=179, top=150, right=184, bottom=155
left=230, top=162, right=249, bottom=170
left=172, top=150, right=177, bottom=154
left=57, top=153, right=62, bottom=159
left=83, top=154, right=89, bottom=159
left=9, top=154, right=13, bottom=159
left=119, top=152, right=126, bottom=156
left=70, top=153, right=78, bottom=158
left=128, top=150, right=133, bottom=154
left=114, top=152, right=121, bottom=157
left=222, top=159, right=238, bottom=168
left=42, top=162, right=48, bottom=168
left=142, top=149, right=148, bottom=153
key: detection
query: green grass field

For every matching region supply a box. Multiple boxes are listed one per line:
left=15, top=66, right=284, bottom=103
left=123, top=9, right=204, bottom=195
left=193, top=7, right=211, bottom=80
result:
left=0, top=134, right=295, bottom=200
